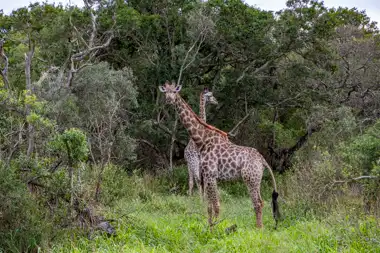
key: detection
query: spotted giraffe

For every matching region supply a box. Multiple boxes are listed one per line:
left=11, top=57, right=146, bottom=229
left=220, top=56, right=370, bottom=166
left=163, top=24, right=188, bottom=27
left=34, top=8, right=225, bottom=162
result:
left=159, top=81, right=280, bottom=229
left=185, top=88, right=218, bottom=197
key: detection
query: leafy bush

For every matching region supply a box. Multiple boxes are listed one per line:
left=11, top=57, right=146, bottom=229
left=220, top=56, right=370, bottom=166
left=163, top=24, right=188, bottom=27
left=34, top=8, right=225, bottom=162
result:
left=0, top=163, right=49, bottom=252
left=339, top=120, right=380, bottom=214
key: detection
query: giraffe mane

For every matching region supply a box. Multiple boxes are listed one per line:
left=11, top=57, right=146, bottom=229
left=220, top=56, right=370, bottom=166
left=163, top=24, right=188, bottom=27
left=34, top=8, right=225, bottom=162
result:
left=178, top=95, right=228, bottom=138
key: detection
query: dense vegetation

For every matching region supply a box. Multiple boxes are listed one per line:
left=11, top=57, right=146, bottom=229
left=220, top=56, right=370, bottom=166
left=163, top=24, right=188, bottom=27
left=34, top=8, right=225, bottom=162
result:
left=0, top=0, right=380, bottom=252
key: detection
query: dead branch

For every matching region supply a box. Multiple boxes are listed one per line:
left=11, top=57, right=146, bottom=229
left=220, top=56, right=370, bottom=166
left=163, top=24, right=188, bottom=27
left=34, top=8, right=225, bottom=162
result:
left=0, top=39, right=9, bottom=88
left=228, top=109, right=255, bottom=137
left=66, top=1, right=116, bottom=87
left=177, top=32, right=204, bottom=86
left=25, top=44, right=35, bottom=157
left=71, top=34, right=114, bottom=62
left=333, top=175, right=379, bottom=184
left=319, top=175, right=379, bottom=199
left=236, top=61, right=256, bottom=84
left=35, top=66, right=60, bottom=87
left=177, top=8, right=213, bottom=86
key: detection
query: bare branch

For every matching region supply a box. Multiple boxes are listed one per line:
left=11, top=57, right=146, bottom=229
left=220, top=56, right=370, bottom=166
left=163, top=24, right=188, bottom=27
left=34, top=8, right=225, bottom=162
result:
left=25, top=44, right=35, bottom=157
left=320, top=175, right=379, bottom=199
left=0, top=39, right=10, bottom=88
left=69, top=15, right=89, bottom=48
left=183, top=35, right=205, bottom=72
left=71, top=34, right=114, bottom=62
left=88, top=7, right=97, bottom=48
left=177, top=32, right=203, bottom=86
left=333, top=175, right=379, bottom=184
left=35, top=66, right=59, bottom=87
left=177, top=8, right=214, bottom=86
left=66, top=3, right=116, bottom=87
left=228, top=109, right=255, bottom=137
left=236, top=61, right=256, bottom=84
left=236, top=55, right=281, bottom=84
left=6, top=122, right=25, bottom=166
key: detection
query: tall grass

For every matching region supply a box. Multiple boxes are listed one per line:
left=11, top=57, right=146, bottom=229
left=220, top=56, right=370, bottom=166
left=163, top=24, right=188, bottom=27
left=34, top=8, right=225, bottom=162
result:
left=49, top=166, right=380, bottom=253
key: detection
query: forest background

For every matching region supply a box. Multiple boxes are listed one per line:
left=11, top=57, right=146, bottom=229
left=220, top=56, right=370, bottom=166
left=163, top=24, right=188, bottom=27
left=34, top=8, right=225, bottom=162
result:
left=1, top=0, right=380, bottom=252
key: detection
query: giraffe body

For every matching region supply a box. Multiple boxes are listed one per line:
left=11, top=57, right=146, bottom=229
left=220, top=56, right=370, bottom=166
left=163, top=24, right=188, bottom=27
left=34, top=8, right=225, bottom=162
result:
left=159, top=81, right=280, bottom=229
left=184, top=88, right=218, bottom=197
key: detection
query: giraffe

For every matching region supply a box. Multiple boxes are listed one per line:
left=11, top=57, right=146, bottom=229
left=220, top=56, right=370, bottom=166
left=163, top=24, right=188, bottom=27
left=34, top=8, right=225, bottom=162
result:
left=185, top=88, right=218, bottom=197
left=159, top=81, right=280, bottom=229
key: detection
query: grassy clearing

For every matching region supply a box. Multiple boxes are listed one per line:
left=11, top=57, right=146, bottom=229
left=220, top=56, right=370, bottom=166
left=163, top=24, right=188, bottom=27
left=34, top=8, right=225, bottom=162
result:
left=50, top=185, right=380, bottom=253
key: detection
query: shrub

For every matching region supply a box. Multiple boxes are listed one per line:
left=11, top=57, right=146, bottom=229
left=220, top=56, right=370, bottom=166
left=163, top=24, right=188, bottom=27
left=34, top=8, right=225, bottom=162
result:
left=0, top=163, right=49, bottom=252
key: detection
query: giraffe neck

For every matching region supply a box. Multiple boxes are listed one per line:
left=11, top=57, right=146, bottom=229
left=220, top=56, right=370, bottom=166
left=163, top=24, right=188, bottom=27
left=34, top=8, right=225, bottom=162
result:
left=174, top=94, right=227, bottom=147
left=199, top=93, right=206, bottom=122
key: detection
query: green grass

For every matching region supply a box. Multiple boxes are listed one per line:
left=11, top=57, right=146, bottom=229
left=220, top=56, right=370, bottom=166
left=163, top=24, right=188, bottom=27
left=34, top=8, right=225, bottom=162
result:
left=49, top=189, right=380, bottom=253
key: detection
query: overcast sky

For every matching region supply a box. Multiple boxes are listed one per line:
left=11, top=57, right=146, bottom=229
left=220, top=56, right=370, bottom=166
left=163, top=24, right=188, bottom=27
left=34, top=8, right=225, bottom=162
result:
left=1, top=0, right=379, bottom=24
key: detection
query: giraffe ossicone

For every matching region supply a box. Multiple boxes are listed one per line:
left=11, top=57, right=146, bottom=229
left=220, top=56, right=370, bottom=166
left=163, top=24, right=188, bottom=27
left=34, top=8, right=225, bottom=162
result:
left=159, top=80, right=280, bottom=229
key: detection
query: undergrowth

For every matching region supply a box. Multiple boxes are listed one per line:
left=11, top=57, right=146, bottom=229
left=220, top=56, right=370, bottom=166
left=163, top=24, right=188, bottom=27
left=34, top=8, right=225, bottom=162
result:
left=48, top=166, right=380, bottom=253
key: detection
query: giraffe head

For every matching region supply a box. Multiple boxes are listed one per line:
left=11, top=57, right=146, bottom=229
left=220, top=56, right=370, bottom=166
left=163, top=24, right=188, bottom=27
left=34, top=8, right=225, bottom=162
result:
left=159, top=80, right=182, bottom=104
left=203, top=88, right=218, bottom=105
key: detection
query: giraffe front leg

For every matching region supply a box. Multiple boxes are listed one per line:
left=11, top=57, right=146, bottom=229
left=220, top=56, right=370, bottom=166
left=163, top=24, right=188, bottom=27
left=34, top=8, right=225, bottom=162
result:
left=204, top=176, right=219, bottom=229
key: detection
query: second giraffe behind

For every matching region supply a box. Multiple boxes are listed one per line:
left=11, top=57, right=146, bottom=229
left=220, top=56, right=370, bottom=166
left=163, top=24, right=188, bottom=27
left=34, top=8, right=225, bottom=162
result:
left=159, top=81, right=280, bottom=229
left=185, top=88, right=218, bottom=198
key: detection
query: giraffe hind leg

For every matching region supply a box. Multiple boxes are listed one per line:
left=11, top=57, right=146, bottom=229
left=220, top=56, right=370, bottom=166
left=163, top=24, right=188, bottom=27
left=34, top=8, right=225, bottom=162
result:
left=195, top=177, right=203, bottom=201
left=190, top=155, right=200, bottom=197
left=187, top=160, right=195, bottom=196
left=194, top=162, right=204, bottom=201
left=188, top=168, right=194, bottom=196
left=243, top=173, right=264, bottom=228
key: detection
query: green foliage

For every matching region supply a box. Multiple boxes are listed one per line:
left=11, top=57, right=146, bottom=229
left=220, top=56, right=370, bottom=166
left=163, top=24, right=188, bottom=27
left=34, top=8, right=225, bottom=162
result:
left=1, top=0, right=380, bottom=251
left=340, top=120, right=380, bottom=175
left=49, top=128, right=89, bottom=164
left=0, top=163, right=48, bottom=252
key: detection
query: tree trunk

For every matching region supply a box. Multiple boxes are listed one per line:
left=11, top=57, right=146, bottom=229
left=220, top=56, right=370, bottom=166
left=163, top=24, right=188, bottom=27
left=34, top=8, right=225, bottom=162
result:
left=25, top=47, right=35, bottom=157
left=268, top=125, right=321, bottom=173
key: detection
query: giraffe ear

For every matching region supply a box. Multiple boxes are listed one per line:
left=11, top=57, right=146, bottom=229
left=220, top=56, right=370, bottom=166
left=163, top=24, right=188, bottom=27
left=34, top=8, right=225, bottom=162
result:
left=175, top=85, right=182, bottom=92
left=158, top=85, right=166, bottom=92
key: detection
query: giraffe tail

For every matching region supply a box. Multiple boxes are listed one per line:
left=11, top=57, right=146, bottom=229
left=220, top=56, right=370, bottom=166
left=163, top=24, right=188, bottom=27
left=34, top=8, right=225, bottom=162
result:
left=263, top=159, right=281, bottom=229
